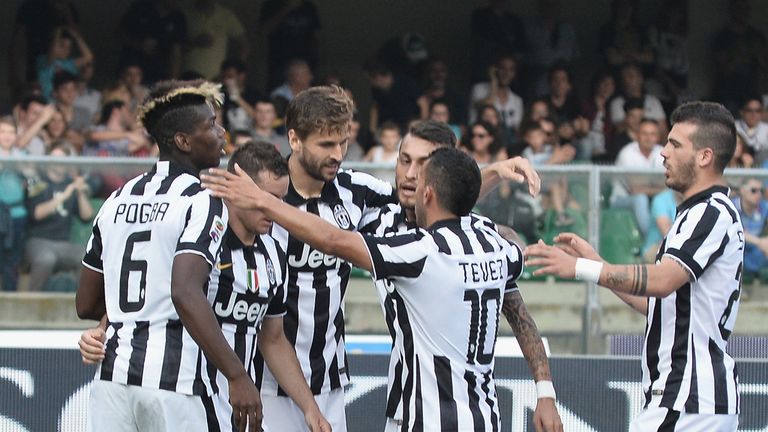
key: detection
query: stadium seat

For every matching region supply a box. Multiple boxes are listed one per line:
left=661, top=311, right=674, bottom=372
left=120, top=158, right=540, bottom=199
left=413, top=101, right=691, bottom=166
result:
left=350, top=267, right=372, bottom=279
left=70, top=198, right=104, bottom=247
left=599, top=208, right=642, bottom=264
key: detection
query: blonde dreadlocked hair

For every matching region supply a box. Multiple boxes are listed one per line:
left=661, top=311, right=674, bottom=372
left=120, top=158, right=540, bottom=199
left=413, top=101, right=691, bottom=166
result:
left=137, top=80, right=224, bottom=153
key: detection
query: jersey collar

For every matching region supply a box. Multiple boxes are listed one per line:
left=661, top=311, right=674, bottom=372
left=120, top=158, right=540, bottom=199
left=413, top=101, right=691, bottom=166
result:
left=284, top=175, right=341, bottom=207
left=676, top=185, right=730, bottom=214
left=224, top=227, right=265, bottom=255
left=155, top=160, right=203, bottom=179
left=426, top=216, right=463, bottom=232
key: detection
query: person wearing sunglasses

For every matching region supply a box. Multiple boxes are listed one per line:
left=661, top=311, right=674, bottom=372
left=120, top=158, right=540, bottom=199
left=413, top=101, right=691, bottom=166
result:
left=735, top=96, right=768, bottom=165
left=733, top=177, right=768, bottom=296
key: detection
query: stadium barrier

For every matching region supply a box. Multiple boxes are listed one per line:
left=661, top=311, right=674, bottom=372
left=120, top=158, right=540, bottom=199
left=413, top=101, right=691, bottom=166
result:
left=1, top=331, right=767, bottom=431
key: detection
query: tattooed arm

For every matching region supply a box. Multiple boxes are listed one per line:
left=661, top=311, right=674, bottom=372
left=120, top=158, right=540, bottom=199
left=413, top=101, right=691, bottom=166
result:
left=599, top=257, right=692, bottom=299
left=503, top=290, right=563, bottom=432
left=502, top=291, right=550, bottom=381
left=526, top=238, right=693, bottom=299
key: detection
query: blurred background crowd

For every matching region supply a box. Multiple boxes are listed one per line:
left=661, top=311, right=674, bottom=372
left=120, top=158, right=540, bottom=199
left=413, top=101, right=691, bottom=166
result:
left=2, top=0, right=768, bottom=294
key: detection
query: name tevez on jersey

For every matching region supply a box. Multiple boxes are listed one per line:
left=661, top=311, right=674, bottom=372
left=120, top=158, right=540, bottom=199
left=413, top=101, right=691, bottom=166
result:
left=83, top=161, right=227, bottom=396
left=363, top=216, right=523, bottom=431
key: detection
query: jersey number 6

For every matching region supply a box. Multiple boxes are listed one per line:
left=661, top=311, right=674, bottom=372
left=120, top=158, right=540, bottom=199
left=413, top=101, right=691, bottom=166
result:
left=119, top=230, right=151, bottom=313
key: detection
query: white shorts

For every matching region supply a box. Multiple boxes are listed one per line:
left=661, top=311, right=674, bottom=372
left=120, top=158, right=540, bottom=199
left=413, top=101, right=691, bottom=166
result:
left=87, top=380, right=208, bottom=432
left=630, top=407, right=738, bottom=432
left=262, top=387, right=347, bottom=432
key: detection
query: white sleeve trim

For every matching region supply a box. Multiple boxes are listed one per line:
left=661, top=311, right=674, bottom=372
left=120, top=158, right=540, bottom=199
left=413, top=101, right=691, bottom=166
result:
left=662, top=252, right=697, bottom=282
left=81, top=261, right=104, bottom=274
left=174, top=249, right=214, bottom=268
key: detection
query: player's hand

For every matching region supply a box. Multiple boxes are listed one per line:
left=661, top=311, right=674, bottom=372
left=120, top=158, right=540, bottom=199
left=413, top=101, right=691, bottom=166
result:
left=488, top=156, right=541, bottom=197
left=553, top=232, right=602, bottom=262
left=78, top=327, right=106, bottom=364
left=228, top=373, right=262, bottom=432
left=304, top=408, right=332, bottom=432
left=533, top=398, right=563, bottom=432
left=524, top=239, right=577, bottom=278
left=201, top=164, right=268, bottom=210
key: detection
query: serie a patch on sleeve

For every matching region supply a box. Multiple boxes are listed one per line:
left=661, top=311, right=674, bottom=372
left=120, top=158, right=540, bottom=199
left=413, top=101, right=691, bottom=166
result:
left=210, top=215, right=225, bottom=242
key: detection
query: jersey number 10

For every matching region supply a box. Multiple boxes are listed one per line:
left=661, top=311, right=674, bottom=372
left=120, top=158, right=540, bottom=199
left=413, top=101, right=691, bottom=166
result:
left=464, top=288, right=501, bottom=366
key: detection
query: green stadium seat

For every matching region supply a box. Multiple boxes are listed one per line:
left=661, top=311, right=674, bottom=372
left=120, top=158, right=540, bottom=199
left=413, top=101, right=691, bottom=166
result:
left=70, top=198, right=104, bottom=247
left=599, top=208, right=642, bottom=264
left=350, top=267, right=372, bottom=279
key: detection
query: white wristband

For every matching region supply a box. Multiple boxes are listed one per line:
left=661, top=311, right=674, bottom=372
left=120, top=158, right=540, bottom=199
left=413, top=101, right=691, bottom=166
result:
left=536, top=380, right=557, bottom=400
left=575, top=258, right=603, bottom=284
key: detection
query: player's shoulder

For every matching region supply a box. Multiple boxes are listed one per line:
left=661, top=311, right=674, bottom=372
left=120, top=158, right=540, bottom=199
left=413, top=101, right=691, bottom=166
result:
left=336, top=167, right=393, bottom=192
left=469, top=212, right=497, bottom=230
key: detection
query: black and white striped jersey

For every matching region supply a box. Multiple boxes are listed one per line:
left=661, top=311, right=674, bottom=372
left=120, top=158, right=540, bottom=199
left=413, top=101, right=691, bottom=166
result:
left=361, top=204, right=500, bottom=422
left=647, top=185, right=743, bottom=414
left=361, top=215, right=523, bottom=431
left=82, top=160, right=228, bottom=396
left=255, top=168, right=396, bottom=396
left=204, top=229, right=287, bottom=432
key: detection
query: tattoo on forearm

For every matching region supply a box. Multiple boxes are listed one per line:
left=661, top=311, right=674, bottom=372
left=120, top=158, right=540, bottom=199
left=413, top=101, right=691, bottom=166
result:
left=605, top=269, right=630, bottom=288
left=606, top=265, right=648, bottom=296
left=628, top=265, right=648, bottom=296
left=502, top=292, right=551, bottom=381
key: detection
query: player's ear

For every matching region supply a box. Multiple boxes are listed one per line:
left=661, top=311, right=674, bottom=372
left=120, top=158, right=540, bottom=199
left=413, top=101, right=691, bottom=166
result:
left=423, top=184, right=434, bottom=206
left=698, top=147, right=714, bottom=168
left=173, top=131, right=191, bottom=153
left=288, top=129, right=302, bottom=153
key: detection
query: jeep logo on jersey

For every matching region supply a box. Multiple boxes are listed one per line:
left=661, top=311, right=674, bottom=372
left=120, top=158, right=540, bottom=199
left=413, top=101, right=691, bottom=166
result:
left=333, top=204, right=351, bottom=229
left=288, top=243, right=340, bottom=269
left=214, top=291, right=269, bottom=324
left=266, top=258, right=276, bottom=285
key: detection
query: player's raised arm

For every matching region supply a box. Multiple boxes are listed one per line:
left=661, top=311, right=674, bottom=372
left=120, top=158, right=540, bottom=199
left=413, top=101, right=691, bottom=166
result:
left=525, top=234, right=691, bottom=299
left=202, top=165, right=373, bottom=273
left=480, top=155, right=541, bottom=198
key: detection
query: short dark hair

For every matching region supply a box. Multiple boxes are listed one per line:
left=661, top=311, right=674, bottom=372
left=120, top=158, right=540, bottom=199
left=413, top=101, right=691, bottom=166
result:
left=285, top=85, right=354, bottom=141
left=408, top=119, right=456, bottom=148
left=99, top=100, right=125, bottom=125
left=220, top=58, right=246, bottom=73
left=670, top=101, right=736, bottom=173
left=378, top=121, right=400, bottom=134
left=424, top=147, right=481, bottom=217
left=138, top=80, right=222, bottom=153
left=623, top=97, right=644, bottom=112
left=639, top=117, right=659, bottom=127
left=740, top=95, right=763, bottom=109
left=53, top=71, right=80, bottom=91
left=363, top=59, right=391, bottom=76
left=428, top=97, right=450, bottom=112
left=227, top=140, right=288, bottom=182
left=547, top=63, right=572, bottom=84
left=20, top=94, right=47, bottom=111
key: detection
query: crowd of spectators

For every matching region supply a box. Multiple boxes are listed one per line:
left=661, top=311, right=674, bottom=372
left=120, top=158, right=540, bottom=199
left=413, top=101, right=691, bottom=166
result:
left=2, top=0, right=768, bottom=292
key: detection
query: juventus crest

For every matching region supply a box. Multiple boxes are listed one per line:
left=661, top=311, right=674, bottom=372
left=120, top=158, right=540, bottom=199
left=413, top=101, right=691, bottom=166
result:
left=333, top=204, right=351, bottom=229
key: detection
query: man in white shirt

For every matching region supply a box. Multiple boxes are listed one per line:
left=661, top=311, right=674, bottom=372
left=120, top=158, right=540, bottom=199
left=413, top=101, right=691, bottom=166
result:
left=610, top=118, right=665, bottom=237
